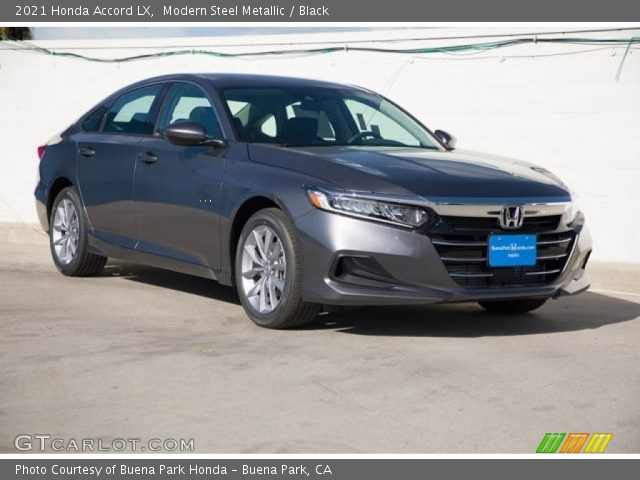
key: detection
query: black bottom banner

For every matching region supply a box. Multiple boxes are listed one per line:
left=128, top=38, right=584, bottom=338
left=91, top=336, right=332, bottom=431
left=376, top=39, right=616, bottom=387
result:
left=3, top=459, right=638, bottom=480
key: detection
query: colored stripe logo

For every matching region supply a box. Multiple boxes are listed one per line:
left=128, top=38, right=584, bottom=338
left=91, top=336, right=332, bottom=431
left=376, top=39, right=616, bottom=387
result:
left=537, top=433, right=613, bottom=453
left=584, top=433, right=614, bottom=453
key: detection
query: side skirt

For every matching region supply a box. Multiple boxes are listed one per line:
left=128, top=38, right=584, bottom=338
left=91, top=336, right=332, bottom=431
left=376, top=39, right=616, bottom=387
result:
left=88, top=234, right=229, bottom=283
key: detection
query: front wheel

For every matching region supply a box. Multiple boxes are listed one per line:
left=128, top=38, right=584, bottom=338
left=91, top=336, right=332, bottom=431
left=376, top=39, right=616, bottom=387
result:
left=235, top=208, right=319, bottom=329
left=478, top=298, right=548, bottom=314
left=49, top=186, right=107, bottom=276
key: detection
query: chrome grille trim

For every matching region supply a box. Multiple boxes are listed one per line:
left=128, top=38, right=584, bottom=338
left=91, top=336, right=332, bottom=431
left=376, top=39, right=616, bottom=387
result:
left=537, top=238, right=572, bottom=245
left=560, top=231, right=579, bottom=276
left=525, top=269, right=562, bottom=276
left=432, top=229, right=576, bottom=289
left=440, top=214, right=560, bottom=232
left=432, top=239, right=487, bottom=247
left=537, top=253, right=568, bottom=260
left=441, top=256, right=486, bottom=262
left=431, top=202, right=570, bottom=218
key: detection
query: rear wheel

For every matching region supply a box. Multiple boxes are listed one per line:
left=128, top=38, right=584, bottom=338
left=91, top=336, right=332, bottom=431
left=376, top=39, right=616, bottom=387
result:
left=235, top=208, right=319, bottom=329
left=49, top=187, right=107, bottom=276
left=478, top=298, right=548, bottom=314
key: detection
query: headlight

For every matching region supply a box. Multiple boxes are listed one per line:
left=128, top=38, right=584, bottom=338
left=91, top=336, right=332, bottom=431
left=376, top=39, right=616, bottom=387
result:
left=564, top=195, right=582, bottom=224
left=306, top=189, right=429, bottom=228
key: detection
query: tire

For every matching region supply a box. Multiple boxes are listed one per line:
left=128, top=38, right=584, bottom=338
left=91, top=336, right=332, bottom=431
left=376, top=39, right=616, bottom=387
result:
left=478, top=298, right=548, bottom=314
left=49, top=186, right=107, bottom=277
left=234, top=208, right=320, bottom=329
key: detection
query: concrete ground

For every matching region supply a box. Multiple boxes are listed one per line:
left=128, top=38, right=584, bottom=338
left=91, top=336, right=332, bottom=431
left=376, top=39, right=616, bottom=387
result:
left=1, top=241, right=639, bottom=453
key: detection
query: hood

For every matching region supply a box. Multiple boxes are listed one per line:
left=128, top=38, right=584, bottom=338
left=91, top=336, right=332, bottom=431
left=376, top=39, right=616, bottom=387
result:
left=248, top=145, right=571, bottom=200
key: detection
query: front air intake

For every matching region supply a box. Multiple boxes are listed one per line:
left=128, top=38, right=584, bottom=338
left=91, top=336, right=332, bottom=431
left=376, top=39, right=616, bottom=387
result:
left=431, top=229, right=575, bottom=289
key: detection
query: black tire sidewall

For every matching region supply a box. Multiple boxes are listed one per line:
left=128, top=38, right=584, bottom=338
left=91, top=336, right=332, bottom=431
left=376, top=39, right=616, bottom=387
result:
left=49, top=187, right=91, bottom=276
left=235, top=209, right=301, bottom=328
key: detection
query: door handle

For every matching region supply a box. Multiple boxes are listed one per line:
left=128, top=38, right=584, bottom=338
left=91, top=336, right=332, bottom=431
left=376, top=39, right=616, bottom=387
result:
left=77, top=147, right=95, bottom=158
left=137, top=151, right=158, bottom=164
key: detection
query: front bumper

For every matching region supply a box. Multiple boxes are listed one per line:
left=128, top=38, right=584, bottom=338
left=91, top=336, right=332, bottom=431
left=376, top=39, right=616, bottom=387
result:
left=295, top=209, right=592, bottom=306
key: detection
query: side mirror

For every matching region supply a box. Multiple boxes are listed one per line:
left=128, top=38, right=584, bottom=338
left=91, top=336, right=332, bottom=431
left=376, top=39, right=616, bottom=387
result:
left=164, top=122, right=209, bottom=146
left=434, top=129, right=457, bottom=150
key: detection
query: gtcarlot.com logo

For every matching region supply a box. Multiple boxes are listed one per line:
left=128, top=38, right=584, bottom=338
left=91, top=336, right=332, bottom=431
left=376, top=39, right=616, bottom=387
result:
left=14, top=434, right=194, bottom=452
left=536, top=433, right=613, bottom=453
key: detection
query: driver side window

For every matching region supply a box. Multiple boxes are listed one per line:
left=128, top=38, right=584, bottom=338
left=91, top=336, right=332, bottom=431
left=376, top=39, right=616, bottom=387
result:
left=344, top=99, right=420, bottom=146
left=156, top=83, right=223, bottom=139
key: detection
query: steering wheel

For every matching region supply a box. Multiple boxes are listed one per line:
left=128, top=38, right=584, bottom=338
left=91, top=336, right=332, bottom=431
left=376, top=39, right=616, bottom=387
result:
left=347, top=131, right=382, bottom=144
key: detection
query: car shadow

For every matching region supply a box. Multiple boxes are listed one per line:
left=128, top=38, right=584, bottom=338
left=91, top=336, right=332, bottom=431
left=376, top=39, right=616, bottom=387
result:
left=310, top=292, right=640, bottom=337
left=102, top=261, right=640, bottom=337
left=101, top=261, right=240, bottom=305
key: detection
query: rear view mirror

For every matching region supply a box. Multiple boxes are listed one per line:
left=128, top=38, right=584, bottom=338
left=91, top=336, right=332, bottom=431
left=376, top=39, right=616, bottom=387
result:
left=434, top=129, right=457, bottom=150
left=299, top=99, right=324, bottom=111
left=164, top=122, right=208, bottom=146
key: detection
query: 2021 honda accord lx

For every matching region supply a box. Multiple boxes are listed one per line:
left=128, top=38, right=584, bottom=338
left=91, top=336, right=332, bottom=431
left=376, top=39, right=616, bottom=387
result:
left=35, top=73, right=592, bottom=328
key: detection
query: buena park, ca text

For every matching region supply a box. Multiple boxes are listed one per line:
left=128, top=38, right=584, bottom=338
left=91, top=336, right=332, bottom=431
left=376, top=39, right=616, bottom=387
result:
left=16, top=464, right=334, bottom=476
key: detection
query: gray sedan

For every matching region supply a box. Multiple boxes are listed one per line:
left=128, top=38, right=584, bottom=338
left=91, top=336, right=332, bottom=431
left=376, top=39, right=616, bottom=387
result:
left=35, top=73, right=592, bottom=328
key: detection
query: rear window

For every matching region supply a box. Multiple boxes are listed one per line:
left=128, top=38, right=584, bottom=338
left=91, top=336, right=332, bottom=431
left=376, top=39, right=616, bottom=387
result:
left=102, top=84, right=163, bottom=135
left=80, top=105, right=107, bottom=132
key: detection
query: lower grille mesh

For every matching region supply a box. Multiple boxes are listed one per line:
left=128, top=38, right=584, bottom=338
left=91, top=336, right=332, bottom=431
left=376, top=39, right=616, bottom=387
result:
left=432, top=231, right=575, bottom=288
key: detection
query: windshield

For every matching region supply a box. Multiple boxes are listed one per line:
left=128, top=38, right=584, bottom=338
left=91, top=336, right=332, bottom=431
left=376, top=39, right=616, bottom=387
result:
left=222, top=87, right=441, bottom=149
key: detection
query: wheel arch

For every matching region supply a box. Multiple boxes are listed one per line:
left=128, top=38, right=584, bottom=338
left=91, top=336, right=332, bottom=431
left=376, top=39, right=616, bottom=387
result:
left=47, top=177, right=74, bottom=222
left=228, top=195, right=284, bottom=285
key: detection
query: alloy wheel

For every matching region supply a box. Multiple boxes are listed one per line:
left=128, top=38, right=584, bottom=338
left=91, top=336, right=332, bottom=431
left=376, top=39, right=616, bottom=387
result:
left=51, top=198, right=80, bottom=265
left=240, top=225, right=287, bottom=314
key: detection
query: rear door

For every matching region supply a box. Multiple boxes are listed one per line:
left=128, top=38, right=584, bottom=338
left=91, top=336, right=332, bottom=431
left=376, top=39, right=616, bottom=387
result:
left=133, top=82, right=228, bottom=270
left=76, top=83, right=165, bottom=249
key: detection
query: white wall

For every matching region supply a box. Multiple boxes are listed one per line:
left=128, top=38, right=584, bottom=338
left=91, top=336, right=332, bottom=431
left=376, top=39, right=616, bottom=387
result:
left=1, top=27, right=639, bottom=262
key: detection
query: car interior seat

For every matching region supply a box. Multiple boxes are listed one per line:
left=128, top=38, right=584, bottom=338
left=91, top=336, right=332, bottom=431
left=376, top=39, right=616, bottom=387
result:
left=189, top=106, right=222, bottom=138
left=281, top=117, right=320, bottom=145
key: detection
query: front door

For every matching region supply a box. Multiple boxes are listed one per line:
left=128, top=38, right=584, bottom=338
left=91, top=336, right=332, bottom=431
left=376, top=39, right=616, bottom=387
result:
left=133, top=82, right=227, bottom=270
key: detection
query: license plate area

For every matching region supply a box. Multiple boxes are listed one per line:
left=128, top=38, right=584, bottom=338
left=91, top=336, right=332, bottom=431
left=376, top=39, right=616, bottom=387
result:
left=488, top=234, right=537, bottom=267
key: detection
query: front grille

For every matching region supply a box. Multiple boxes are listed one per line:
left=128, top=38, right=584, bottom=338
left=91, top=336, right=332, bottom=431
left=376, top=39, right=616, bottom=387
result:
left=440, top=215, right=560, bottom=233
left=431, top=230, right=575, bottom=288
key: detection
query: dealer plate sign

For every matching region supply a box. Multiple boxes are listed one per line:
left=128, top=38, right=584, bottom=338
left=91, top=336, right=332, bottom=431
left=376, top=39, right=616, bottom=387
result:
left=488, top=234, right=537, bottom=267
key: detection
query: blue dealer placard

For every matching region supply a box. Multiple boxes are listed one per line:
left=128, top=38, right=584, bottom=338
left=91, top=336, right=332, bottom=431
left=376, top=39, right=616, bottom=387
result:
left=488, top=234, right=537, bottom=267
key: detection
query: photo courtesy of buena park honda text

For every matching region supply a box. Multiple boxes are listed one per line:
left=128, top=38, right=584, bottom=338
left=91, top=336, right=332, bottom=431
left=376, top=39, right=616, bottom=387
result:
left=0, top=0, right=639, bottom=478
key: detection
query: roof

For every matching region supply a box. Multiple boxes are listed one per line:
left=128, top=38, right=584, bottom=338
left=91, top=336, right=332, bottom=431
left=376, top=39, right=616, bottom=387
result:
left=124, top=72, right=367, bottom=91
left=196, top=73, right=357, bottom=89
